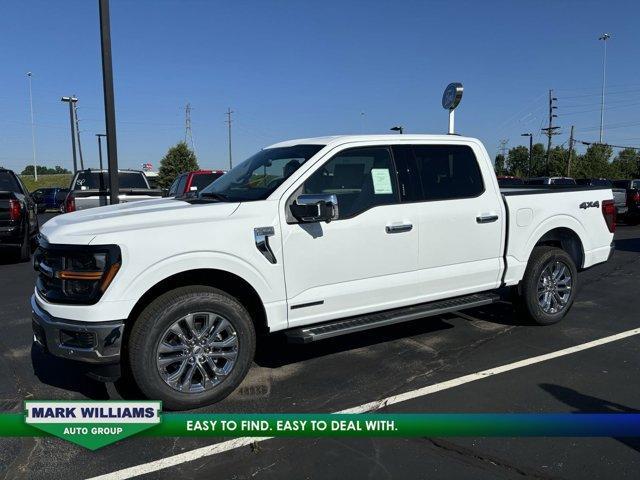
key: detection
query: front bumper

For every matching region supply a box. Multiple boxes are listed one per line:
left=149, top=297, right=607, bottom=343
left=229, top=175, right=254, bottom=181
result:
left=31, top=294, right=124, bottom=365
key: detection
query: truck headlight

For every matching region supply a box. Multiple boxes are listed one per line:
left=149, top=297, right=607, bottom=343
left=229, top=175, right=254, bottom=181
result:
left=34, top=241, right=121, bottom=304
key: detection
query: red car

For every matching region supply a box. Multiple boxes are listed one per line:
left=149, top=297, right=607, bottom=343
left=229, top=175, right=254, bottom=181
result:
left=166, top=170, right=226, bottom=197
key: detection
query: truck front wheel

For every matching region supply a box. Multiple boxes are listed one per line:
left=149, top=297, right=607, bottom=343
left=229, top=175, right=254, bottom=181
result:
left=128, top=286, right=256, bottom=410
left=518, top=246, right=578, bottom=325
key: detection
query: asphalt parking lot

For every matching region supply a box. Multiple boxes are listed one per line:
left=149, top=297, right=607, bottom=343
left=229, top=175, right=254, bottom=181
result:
left=0, top=213, right=639, bottom=479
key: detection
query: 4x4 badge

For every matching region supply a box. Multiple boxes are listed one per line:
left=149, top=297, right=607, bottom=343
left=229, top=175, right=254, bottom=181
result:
left=579, top=201, right=600, bottom=209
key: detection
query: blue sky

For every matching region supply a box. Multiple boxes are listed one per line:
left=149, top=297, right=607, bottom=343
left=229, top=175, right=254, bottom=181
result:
left=1, top=0, right=639, bottom=172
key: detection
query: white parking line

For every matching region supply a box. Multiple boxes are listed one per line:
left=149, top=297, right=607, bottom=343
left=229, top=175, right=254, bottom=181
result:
left=87, top=326, right=640, bottom=480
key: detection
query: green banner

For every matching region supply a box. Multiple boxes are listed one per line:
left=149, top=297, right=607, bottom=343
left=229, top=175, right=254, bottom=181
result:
left=2, top=410, right=640, bottom=449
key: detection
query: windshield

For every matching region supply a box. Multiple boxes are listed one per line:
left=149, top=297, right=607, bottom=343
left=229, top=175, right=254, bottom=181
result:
left=199, top=145, right=324, bottom=201
left=74, top=171, right=149, bottom=190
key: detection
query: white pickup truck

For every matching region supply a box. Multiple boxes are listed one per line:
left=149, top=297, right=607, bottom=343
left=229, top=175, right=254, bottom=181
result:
left=32, top=135, right=615, bottom=409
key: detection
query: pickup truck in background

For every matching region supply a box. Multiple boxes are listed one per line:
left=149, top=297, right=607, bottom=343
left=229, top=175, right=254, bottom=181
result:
left=32, top=135, right=615, bottom=409
left=612, top=179, right=640, bottom=224
left=166, top=169, right=226, bottom=197
left=63, top=169, right=163, bottom=212
left=0, top=168, right=38, bottom=261
left=576, top=178, right=627, bottom=217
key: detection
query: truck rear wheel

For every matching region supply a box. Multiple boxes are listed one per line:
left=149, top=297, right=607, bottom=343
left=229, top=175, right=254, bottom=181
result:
left=128, top=286, right=255, bottom=410
left=518, top=246, right=578, bottom=325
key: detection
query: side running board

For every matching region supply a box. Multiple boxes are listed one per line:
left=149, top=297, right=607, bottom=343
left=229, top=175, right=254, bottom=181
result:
left=285, top=293, right=500, bottom=344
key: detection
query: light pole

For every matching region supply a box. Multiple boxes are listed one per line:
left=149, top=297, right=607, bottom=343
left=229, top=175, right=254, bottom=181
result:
left=27, top=72, right=38, bottom=181
left=99, top=0, right=120, bottom=205
left=598, top=33, right=611, bottom=144
left=96, top=134, right=106, bottom=170
left=61, top=96, right=78, bottom=173
left=521, top=133, right=533, bottom=177
left=390, top=126, right=404, bottom=134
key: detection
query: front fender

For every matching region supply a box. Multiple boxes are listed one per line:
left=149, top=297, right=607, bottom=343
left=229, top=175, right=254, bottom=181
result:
left=111, top=250, right=278, bottom=307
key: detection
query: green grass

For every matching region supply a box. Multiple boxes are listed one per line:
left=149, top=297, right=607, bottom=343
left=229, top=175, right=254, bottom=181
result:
left=20, top=174, right=72, bottom=192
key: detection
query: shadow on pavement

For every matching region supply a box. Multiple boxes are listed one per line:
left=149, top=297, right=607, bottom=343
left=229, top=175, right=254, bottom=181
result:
left=31, top=344, right=110, bottom=400
left=255, top=317, right=454, bottom=368
left=614, top=237, right=640, bottom=253
left=540, top=383, right=640, bottom=453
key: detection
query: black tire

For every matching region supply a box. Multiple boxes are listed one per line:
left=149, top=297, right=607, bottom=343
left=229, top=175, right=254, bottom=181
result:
left=518, top=246, right=578, bottom=325
left=128, top=286, right=255, bottom=410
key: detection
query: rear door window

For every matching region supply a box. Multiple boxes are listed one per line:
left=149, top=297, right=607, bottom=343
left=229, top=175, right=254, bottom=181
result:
left=410, top=145, right=484, bottom=201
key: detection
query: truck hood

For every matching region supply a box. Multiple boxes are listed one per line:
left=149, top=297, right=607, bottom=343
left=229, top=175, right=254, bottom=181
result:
left=40, top=198, right=240, bottom=245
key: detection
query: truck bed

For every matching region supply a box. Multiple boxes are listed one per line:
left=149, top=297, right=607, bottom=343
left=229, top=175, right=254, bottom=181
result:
left=500, top=185, right=614, bottom=286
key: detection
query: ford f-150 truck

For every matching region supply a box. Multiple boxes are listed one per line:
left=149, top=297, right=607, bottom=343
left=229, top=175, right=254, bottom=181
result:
left=32, top=135, right=615, bottom=409
left=63, top=169, right=163, bottom=212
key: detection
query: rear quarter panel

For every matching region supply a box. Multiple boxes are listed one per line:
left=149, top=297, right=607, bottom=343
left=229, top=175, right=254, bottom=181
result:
left=502, top=188, right=614, bottom=285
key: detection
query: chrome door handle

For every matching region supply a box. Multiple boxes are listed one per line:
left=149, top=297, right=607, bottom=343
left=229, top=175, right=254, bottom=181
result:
left=476, top=214, right=499, bottom=224
left=386, top=223, right=413, bottom=234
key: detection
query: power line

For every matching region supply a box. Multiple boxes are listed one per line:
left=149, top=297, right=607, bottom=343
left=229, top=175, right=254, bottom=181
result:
left=576, top=139, right=640, bottom=151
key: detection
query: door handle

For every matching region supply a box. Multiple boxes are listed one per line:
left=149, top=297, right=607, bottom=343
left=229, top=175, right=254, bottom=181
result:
left=386, top=223, right=413, bottom=234
left=476, top=214, right=499, bottom=224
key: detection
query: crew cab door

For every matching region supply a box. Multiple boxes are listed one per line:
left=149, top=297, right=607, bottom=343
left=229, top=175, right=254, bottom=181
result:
left=393, top=143, right=503, bottom=300
left=280, top=145, right=420, bottom=328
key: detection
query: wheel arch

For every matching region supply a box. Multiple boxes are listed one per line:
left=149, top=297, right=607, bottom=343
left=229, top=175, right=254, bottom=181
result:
left=124, top=269, right=269, bottom=351
left=531, top=227, right=585, bottom=269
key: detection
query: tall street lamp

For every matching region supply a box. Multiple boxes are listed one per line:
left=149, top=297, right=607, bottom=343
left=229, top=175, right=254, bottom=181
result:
left=61, top=96, right=79, bottom=173
left=390, top=126, right=404, bottom=134
left=521, top=133, right=533, bottom=177
left=27, top=72, right=38, bottom=181
left=598, top=33, right=611, bottom=144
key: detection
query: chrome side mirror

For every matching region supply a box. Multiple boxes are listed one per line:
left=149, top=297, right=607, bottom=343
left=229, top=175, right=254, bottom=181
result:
left=290, top=194, right=339, bottom=223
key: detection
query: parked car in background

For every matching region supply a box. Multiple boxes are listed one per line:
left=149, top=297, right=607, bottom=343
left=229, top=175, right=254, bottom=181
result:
left=165, top=169, right=226, bottom=197
left=0, top=168, right=38, bottom=261
left=31, top=187, right=69, bottom=213
left=63, top=169, right=164, bottom=212
left=497, top=176, right=524, bottom=187
left=526, top=177, right=577, bottom=186
left=576, top=178, right=627, bottom=217
left=613, top=179, right=640, bottom=224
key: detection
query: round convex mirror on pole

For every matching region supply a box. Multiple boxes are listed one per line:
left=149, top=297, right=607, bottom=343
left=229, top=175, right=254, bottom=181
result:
left=442, top=82, right=464, bottom=134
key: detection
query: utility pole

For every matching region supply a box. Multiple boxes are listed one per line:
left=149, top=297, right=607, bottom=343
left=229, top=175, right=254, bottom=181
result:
left=73, top=98, right=85, bottom=170
left=96, top=133, right=106, bottom=170
left=27, top=72, right=38, bottom=181
left=521, top=133, right=533, bottom=177
left=498, top=138, right=509, bottom=172
left=226, top=108, right=233, bottom=169
left=566, top=125, right=575, bottom=176
left=61, top=96, right=78, bottom=173
left=99, top=0, right=120, bottom=205
left=541, top=89, right=560, bottom=175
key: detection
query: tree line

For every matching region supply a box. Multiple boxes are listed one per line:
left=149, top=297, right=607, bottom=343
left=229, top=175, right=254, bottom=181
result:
left=495, top=143, right=640, bottom=179
left=21, top=165, right=71, bottom=175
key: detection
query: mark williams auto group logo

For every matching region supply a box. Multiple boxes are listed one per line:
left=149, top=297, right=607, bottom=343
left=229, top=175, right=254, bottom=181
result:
left=25, top=401, right=161, bottom=450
